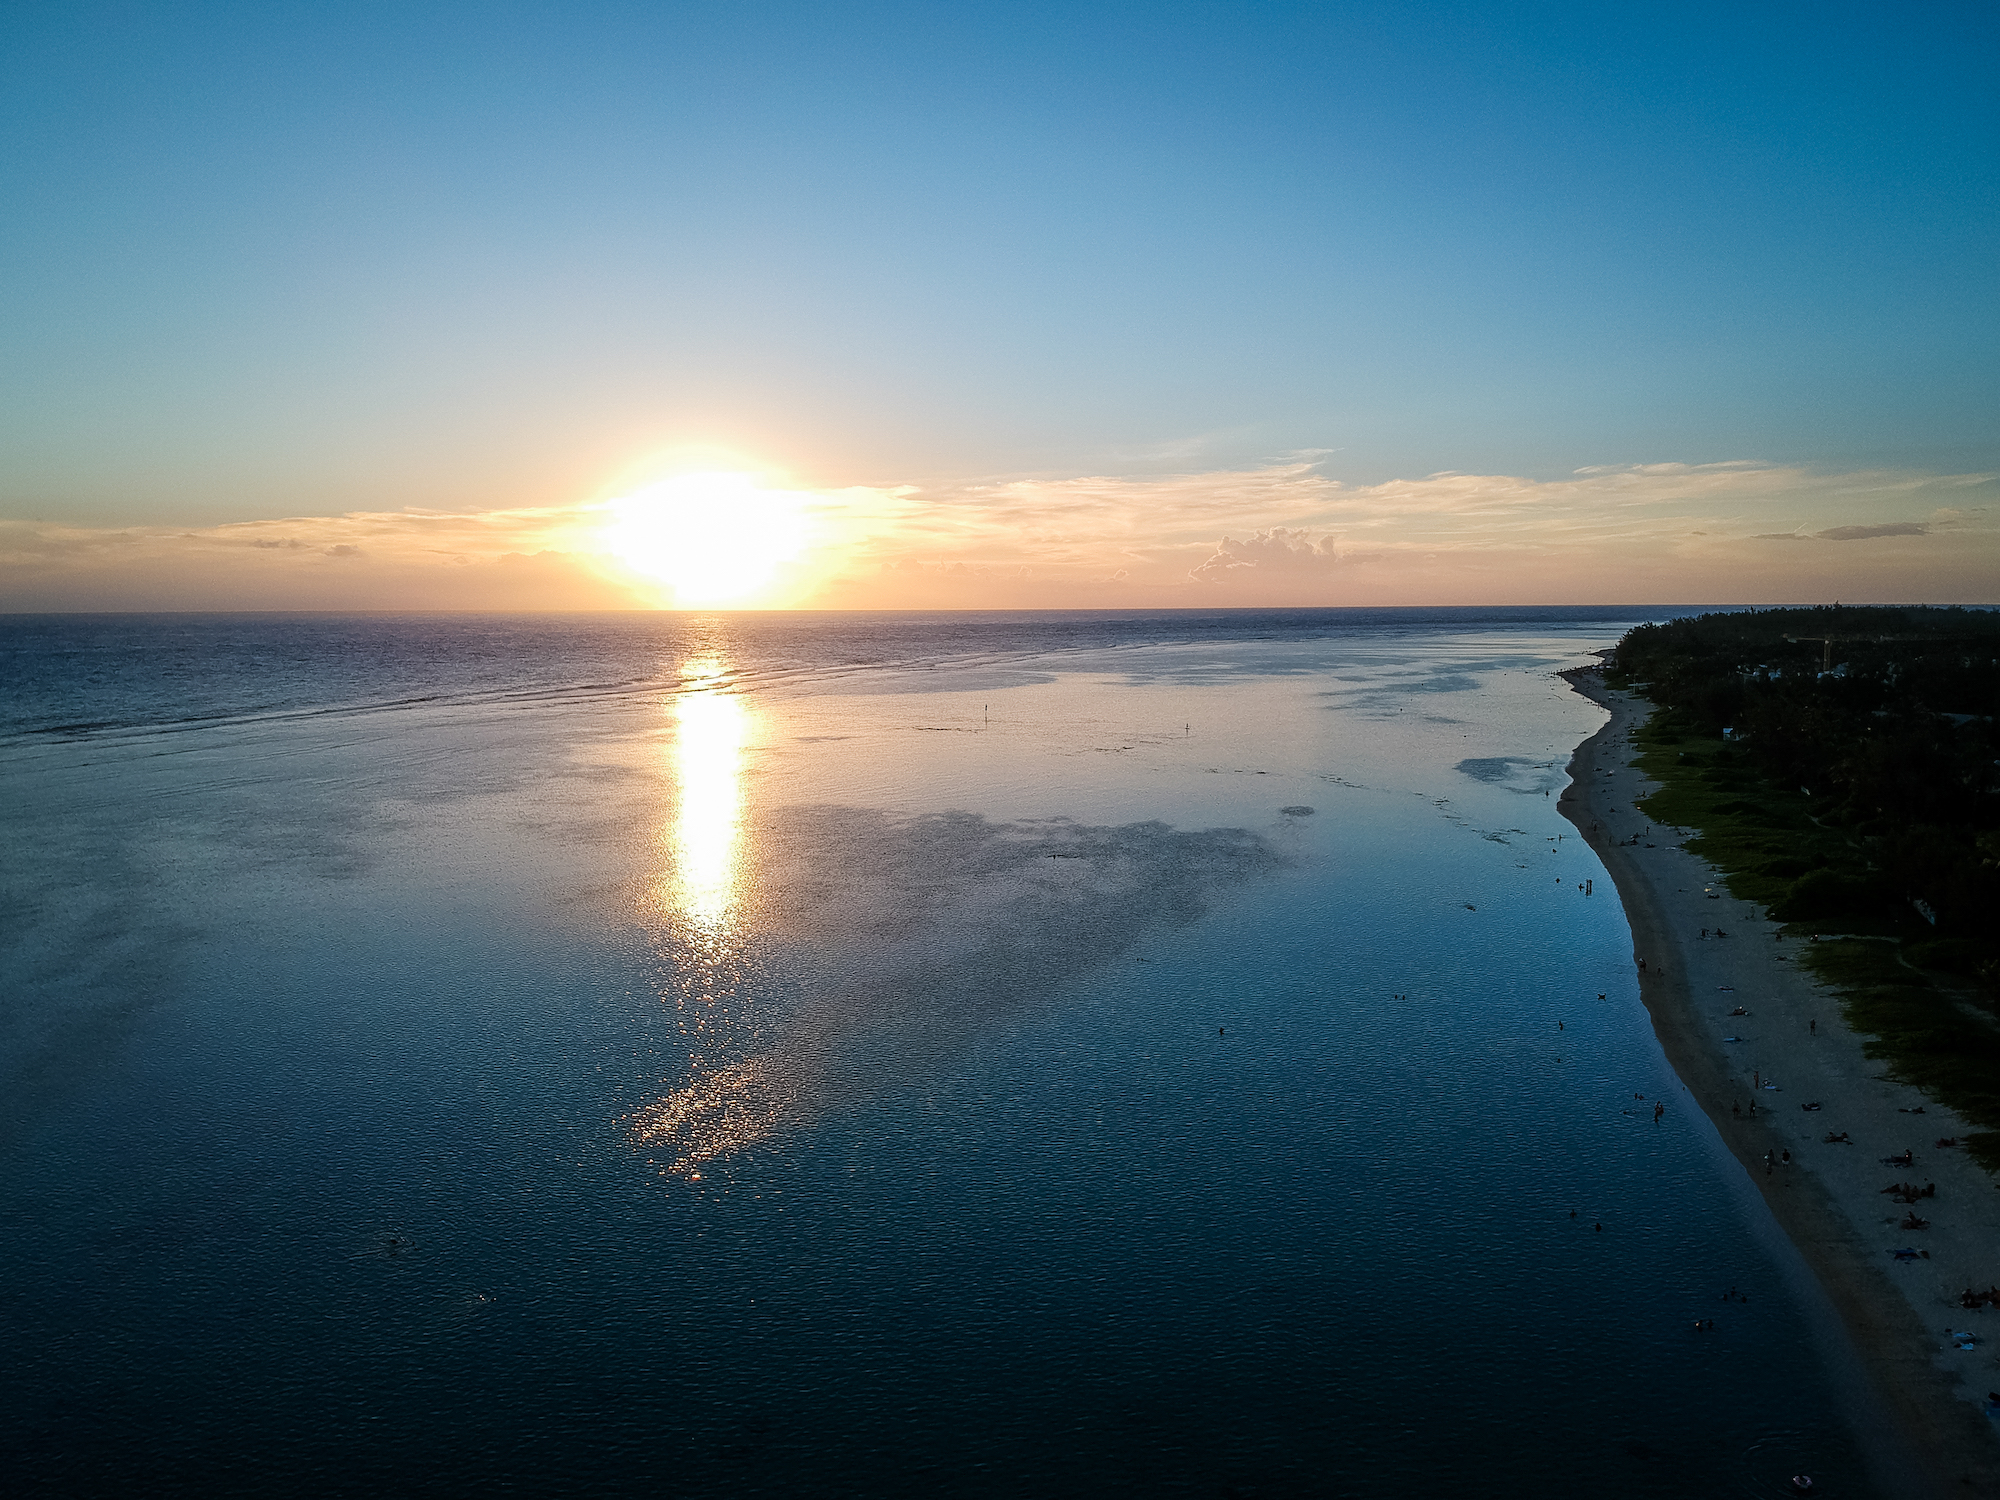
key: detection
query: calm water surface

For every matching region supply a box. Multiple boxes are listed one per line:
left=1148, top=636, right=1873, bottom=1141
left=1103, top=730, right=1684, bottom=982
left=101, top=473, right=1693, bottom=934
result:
left=1, top=610, right=1876, bottom=1497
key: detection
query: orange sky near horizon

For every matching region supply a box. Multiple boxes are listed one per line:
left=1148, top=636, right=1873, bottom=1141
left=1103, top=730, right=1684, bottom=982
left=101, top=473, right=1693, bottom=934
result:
left=1, top=458, right=1992, bottom=612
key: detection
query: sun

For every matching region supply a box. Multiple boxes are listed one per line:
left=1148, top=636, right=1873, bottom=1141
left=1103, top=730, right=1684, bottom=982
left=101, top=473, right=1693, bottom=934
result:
left=601, top=473, right=811, bottom=605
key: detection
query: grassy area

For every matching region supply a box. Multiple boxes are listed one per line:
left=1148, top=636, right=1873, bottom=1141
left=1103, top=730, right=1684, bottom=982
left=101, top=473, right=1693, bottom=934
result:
left=1798, top=938, right=2000, bottom=1172
left=1625, top=712, right=1830, bottom=910
left=1610, top=675, right=2000, bottom=1172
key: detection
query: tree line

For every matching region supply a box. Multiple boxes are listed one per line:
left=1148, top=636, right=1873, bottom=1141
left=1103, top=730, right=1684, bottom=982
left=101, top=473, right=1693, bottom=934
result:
left=1612, top=605, right=1999, bottom=989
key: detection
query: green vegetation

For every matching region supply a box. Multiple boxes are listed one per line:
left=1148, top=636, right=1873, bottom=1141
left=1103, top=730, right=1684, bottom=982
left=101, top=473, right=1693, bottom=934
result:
left=1799, top=938, right=2000, bottom=1170
left=1605, top=605, right=2000, bottom=1162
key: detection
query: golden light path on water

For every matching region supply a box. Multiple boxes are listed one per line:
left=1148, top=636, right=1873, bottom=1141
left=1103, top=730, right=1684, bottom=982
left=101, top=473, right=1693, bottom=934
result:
left=630, top=658, right=797, bottom=1177
left=672, top=674, right=745, bottom=929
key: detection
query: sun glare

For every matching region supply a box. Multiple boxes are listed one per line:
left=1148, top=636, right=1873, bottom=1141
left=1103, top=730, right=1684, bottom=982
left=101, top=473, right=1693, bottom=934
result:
left=672, top=685, right=746, bottom=931
left=602, top=473, right=810, bottom=605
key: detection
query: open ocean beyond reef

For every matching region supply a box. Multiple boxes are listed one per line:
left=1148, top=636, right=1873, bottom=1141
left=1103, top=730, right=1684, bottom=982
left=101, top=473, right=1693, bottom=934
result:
left=0, top=608, right=1882, bottom=1497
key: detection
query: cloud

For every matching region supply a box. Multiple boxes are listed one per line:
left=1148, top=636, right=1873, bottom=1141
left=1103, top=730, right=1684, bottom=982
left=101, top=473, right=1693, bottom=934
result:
left=1754, top=521, right=1931, bottom=542
left=827, top=459, right=1995, bottom=597
left=1189, top=527, right=1344, bottom=582
left=0, top=504, right=629, bottom=610
left=823, top=459, right=1998, bottom=606
left=1816, top=522, right=1929, bottom=541
left=3, top=460, right=1995, bottom=609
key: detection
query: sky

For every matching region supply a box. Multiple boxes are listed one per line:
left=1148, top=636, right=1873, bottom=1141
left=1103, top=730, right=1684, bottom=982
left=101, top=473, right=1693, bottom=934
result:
left=2, top=0, right=1995, bottom=609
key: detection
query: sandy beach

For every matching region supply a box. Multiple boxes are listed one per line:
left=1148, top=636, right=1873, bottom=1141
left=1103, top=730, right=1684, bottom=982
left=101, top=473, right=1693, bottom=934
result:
left=1560, top=662, right=2000, bottom=1498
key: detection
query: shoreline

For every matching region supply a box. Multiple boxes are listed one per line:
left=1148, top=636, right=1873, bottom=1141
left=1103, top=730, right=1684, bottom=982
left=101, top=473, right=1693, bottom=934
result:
left=1557, top=660, right=2000, bottom=1500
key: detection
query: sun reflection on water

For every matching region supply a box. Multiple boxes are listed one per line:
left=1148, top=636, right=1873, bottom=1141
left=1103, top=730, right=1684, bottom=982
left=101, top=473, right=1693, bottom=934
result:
left=630, top=1055, right=802, bottom=1176
left=671, top=667, right=746, bottom=931
left=630, top=658, right=778, bottom=1175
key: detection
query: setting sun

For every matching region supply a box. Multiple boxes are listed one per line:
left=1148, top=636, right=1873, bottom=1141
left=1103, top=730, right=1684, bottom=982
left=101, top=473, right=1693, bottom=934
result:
left=602, top=473, right=810, bottom=605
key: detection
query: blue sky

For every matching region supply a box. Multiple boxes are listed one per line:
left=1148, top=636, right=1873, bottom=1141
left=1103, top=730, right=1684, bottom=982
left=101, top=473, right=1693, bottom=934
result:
left=2, top=1, right=1995, bottom=605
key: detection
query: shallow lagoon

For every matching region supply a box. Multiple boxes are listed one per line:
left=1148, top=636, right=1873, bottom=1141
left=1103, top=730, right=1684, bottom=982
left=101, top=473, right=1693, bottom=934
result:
left=1, top=611, right=1876, bottom=1496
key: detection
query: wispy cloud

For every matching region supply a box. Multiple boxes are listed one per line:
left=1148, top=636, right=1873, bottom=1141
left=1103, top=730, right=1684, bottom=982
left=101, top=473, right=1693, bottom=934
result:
left=1815, top=522, right=1931, bottom=541
left=1754, top=521, right=1934, bottom=542
left=0, top=504, right=618, bottom=610
left=2, top=460, right=1993, bottom=609
left=821, top=460, right=1995, bottom=604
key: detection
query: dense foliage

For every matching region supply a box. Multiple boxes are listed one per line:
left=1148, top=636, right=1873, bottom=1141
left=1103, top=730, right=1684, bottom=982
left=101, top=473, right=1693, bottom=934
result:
left=1611, top=605, right=2000, bottom=987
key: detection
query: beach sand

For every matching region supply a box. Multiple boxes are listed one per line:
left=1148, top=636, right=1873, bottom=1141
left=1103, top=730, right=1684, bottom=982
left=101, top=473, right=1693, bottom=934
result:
left=1560, top=662, right=2000, bottom=1500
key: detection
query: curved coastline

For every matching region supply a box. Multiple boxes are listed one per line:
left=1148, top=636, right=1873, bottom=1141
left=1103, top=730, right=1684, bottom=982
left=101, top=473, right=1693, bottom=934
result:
left=1558, top=659, right=2000, bottom=1500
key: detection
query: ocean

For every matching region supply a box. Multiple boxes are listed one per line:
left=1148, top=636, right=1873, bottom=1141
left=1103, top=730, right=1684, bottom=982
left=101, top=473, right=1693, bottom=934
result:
left=0, top=609, right=1878, bottom=1497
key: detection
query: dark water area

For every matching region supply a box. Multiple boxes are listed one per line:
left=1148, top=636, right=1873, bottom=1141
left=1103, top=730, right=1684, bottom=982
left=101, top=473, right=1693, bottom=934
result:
left=0, top=608, right=1880, bottom=1498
